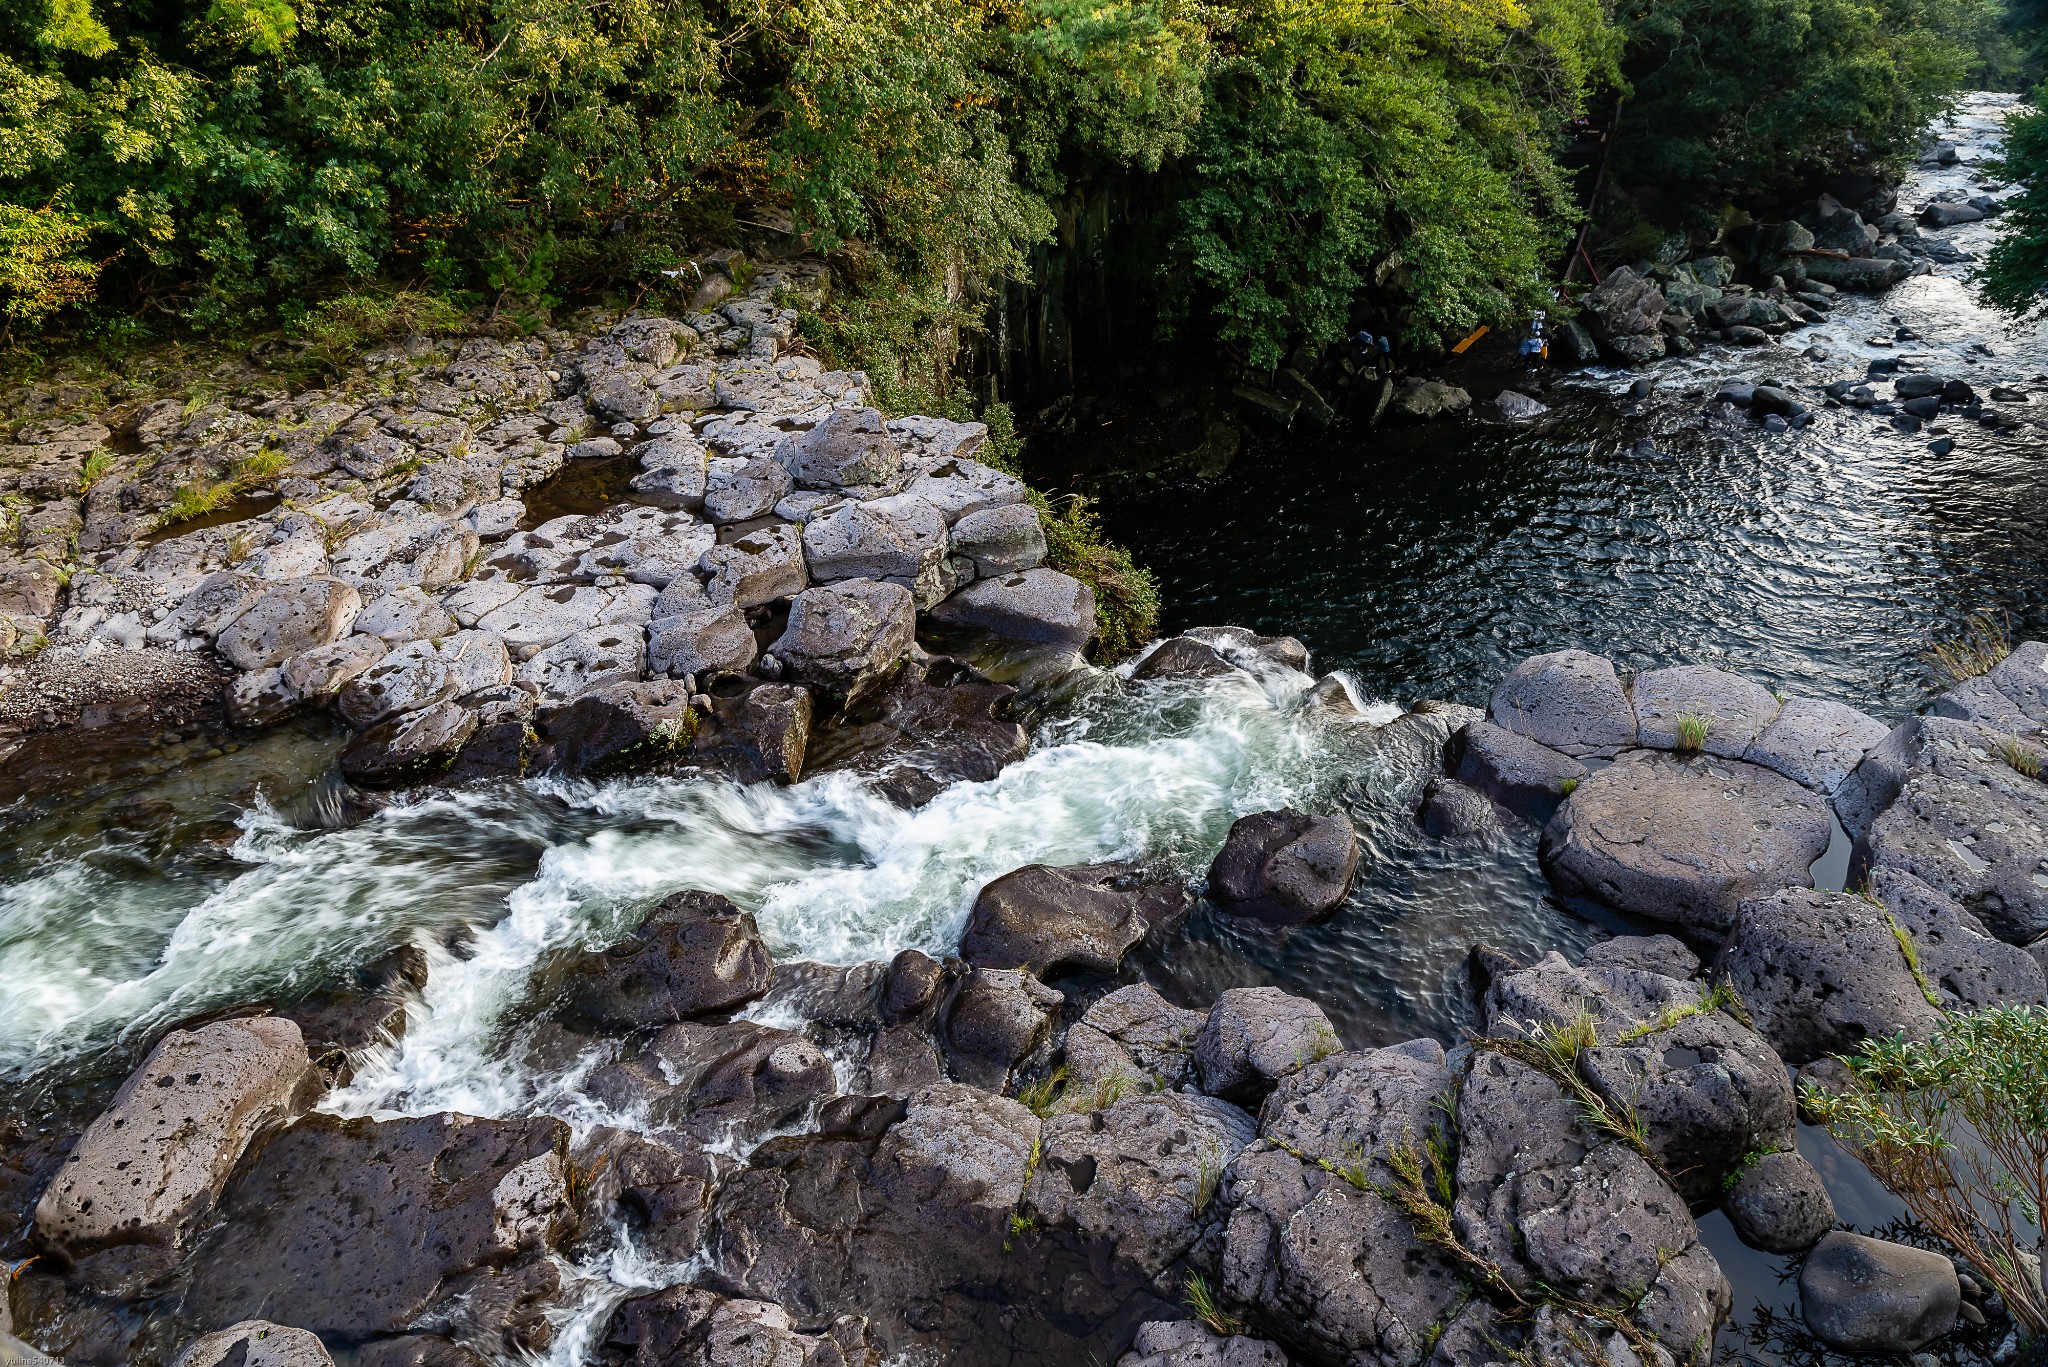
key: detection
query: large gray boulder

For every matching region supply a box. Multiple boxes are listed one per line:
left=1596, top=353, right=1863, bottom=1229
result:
left=1206, top=809, right=1359, bottom=924
left=1194, top=987, right=1339, bottom=1105
left=339, top=698, right=480, bottom=787
left=515, top=622, right=648, bottom=703
left=646, top=603, right=756, bottom=679
left=701, top=454, right=792, bottom=524
left=35, top=1017, right=310, bottom=1280
left=596, top=1284, right=872, bottom=1367
left=959, top=863, right=1171, bottom=977
left=147, top=570, right=262, bottom=646
left=707, top=1084, right=1041, bottom=1323
left=1716, top=888, right=1946, bottom=1065
left=1724, top=1151, right=1835, bottom=1254
left=1743, top=695, right=1890, bottom=793
left=1541, top=750, right=1831, bottom=931
left=927, top=568, right=1095, bottom=650
left=172, top=1322, right=335, bottom=1367
left=700, top=523, right=808, bottom=609
left=1865, top=721, right=2048, bottom=944
left=1868, top=867, right=2047, bottom=1008
left=800, top=494, right=950, bottom=606
left=182, top=1111, right=572, bottom=1343
left=1025, top=1090, right=1256, bottom=1284
left=557, top=889, right=772, bottom=1026
left=1447, top=720, right=1587, bottom=821
left=949, top=502, right=1046, bottom=578
left=335, top=630, right=512, bottom=727
left=1488, top=650, right=1637, bottom=756
left=769, top=578, right=916, bottom=701
left=475, top=582, right=655, bottom=660
left=1799, top=1232, right=1960, bottom=1354
left=1628, top=664, right=1780, bottom=757
left=774, top=407, right=902, bottom=490
left=940, top=966, right=1062, bottom=1090
left=1579, top=266, right=1669, bottom=365
left=1453, top=1052, right=1728, bottom=1360
left=1485, top=951, right=1796, bottom=1205
left=1063, top=983, right=1206, bottom=1094
left=215, top=576, right=362, bottom=670
left=1214, top=1039, right=1464, bottom=1366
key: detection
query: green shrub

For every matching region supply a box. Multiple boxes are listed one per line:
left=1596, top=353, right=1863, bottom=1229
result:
left=1802, top=1006, right=2048, bottom=1338
left=1985, top=104, right=2048, bottom=320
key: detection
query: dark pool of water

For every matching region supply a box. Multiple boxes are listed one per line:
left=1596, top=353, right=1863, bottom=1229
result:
left=1106, top=385, right=2048, bottom=722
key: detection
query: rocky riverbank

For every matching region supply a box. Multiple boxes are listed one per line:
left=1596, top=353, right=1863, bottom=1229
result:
left=4, top=598, right=2047, bottom=1365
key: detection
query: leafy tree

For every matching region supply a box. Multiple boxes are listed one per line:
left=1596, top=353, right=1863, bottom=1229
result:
left=1982, top=103, right=2048, bottom=318
left=1613, top=0, right=1986, bottom=205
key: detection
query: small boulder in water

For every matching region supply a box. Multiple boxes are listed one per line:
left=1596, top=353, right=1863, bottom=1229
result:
left=1207, top=808, right=1359, bottom=923
left=1799, top=1232, right=1960, bottom=1354
left=540, top=678, right=696, bottom=778
left=1724, top=1151, right=1835, bottom=1254
left=1447, top=719, right=1587, bottom=822
left=1494, top=389, right=1548, bottom=421
left=1418, top=776, right=1499, bottom=839
left=1130, top=635, right=1238, bottom=682
left=960, top=862, right=1187, bottom=978
left=561, top=889, right=772, bottom=1027
left=1387, top=378, right=1472, bottom=419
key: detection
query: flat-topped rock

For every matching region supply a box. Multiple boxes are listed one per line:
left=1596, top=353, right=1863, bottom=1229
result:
left=1448, top=719, right=1587, bottom=821
left=769, top=578, right=915, bottom=701
left=1743, top=694, right=1890, bottom=793
left=1488, top=649, right=1637, bottom=756
left=1629, top=664, right=1780, bottom=757
left=1541, top=750, right=1832, bottom=930
left=927, top=567, right=1095, bottom=650
left=172, top=1321, right=334, bottom=1367
left=215, top=576, right=362, bottom=670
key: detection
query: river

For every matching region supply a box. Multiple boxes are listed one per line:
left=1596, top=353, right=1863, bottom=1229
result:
left=1, top=91, right=2043, bottom=1367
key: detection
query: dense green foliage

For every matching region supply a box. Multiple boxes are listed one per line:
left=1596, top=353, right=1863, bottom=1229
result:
left=0, top=0, right=2010, bottom=361
left=1611, top=0, right=1985, bottom=208
left=0, top=0, right=1610, bottom=365
left=1983, top=104, right=2048, bottom=317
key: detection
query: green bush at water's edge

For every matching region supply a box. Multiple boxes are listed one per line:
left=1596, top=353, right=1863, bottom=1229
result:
left=5, top=0, right=2022, bottom=363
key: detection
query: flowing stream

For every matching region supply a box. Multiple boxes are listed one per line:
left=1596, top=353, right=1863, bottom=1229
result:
left=2, top=91, right=2045, bottom=1367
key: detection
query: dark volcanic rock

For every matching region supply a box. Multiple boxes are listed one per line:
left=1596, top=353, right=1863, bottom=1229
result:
left=1799, top=1231, right=1960, bottom=1354
left=706, top=1084, right=1040, bottom=1329
left=1447, top=719, right=1588, bottom=822
left=1716, top=887, right=1945, bottom=1065
left=1194, top=986, right=1339, bottom=1105
left=557, top=889, right=771, bottom=1027
left=586, top=1020, right=835, bottom=1147
left=690, top=682, right=812, bottom=785
left=959, top=863, right=1187, bottom=977
left=939, top=966, right=1062, bottom=1090
left=1130, top=636, right=1239, bottom=682
left=340, top=700, right=478, bottom=788
left=1062, top=983, right=1206, bottom=1093
left=569, top=1128, right=721, bottom=1265
left=1724, top=1151, right=1835, bottom=1254
left=1485, top=951, right=1796, bottom=1204
left=1206, top=809, right=1359, bottom=924
left=803, top=659, right=1028, bottom=805
left=1541, top=749, right=1831, bottom=931
left=540, top=679, right=694, bottom=777
left=597, top=1283, right=874, bottom=1367
left=183, top=1111, right=572, bottom=1345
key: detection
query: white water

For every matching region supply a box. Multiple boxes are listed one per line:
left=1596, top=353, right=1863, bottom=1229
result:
left=0, top=652, right=1395, bottom=1117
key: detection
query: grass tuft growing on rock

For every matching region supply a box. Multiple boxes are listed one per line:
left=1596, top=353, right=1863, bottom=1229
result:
left=1673, top=712, right=1711, bottom=755
left=1803, top=1006, right=2048, bottom=1337
left=1997, top=734, right=2042, bottom=781
left=1183, top=1274, right=1245, bottom=1337
left=1481, top=1013, right=1662, bottom=1171
left=1925, top=613, right=2013, bottom=684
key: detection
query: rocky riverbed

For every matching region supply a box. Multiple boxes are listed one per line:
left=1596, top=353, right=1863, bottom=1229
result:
left=3, top=93, right=2047, bottom=1367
